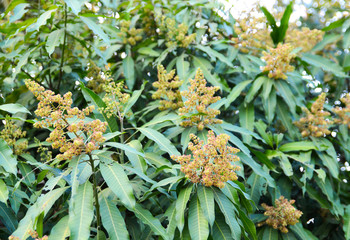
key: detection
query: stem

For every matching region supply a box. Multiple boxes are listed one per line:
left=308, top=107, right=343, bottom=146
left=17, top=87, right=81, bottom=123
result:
left=89, top=154, right=101, bottom=231
left=58, top=3, right=67, bottom=90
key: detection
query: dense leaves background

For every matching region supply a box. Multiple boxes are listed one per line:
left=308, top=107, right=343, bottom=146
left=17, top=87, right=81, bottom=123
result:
left=0, top=0, right=350, bottom=239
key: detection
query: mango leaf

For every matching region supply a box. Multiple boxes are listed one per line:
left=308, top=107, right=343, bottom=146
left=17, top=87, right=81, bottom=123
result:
left=301, top=53, right=347, bottom=78
left=181, top=126, right=196, bottom=153
left=344, top=205, right=350, bottom=240
left=105, top=142, right=145, bottom=157
left=27, top=7, right=57, bottom=32
left=237, top=208, right=257, bottom=240
left=80, top=16, right=110, bottom=44
left=9, top=3, right=29, bottom=22
left=197, top=185, right=215, bottom=227
left=0, top=202, right=18, bottom=233
left=138, top=127, right=180, bottom=156
left=290, top=222, right=318, bottom=240
left=188, top=194, right=209, bottom=240
left=247, top=173, right=266, bottom=205
left=279, top=2, right=293, bottom=42
left=239, top=103, right=254, bottom=144
left=176, top=53, right=190, bottom=81
left=125, top=140, right=147, bottom=173
left=46, top=29, right=64, bottom=56
left=123, top=56, right=135, bottom=90
left=195, top=45, right=234, bottom=67
left=245, top=76, right=265, bottom=103
left=264, top=88, right=276, bottom=123
left=176, top=184, right=193, bottom=233
left=225, top=80, right=252, bottom=108
left=100, top=162, right=136, bottom=209
left=275, top=80, right=296, bottom=115
left=0, top=179, right=9, bottom=203
left=123, top=81, right=146, bottom=115
left=0, top=103, right=31, bottom=115
left=317, top=152, right=339, bottom=179
left=64, top=0, right=84, bottom=15
left=262, top=227, right=279, bottom=240
left=100, top=194, right=129, bottom=240
left=48, top=216, right=70, bottom=240
left=138, top=47, right=160, bottom=57
left=164, top=203, right=177, bottom=239
left=212, top=213, right=233, bottom=240
left=134, top=204, right=168, bottom=239
left=0, top=139, right=17, bottom=175
left=279, top=141, right=316, bottom=152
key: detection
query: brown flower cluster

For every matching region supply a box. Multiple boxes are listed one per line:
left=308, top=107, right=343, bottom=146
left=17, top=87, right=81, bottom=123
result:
left=100, top=77, right=130, bottom=119
left=260, top=196, right=303, bottom=233
left=231, top=7, right=273, bottom=53
left=333, top=93, right=350, bottom=129
left=86, top=61, right=106, bottom=94
left=179, top=69, right=222, bottom=130
left=118, top=20, right=143, bottom=46
left=158, top=17, right=196, bottom=48
left=262, top=43, right=296, bottom=80
left=285, top=27, right=324, bottom=53
left=25, top=80, right=107, bottom=161
left=152, top=65, right=184, bottom=110
left=0, top=116, right=28, bottom=155
left=142, top=8, right=157, bottom=36
left=294, top=93, right=333, bottom=137
left=9, top=230, right=48, bottom=240
left=171, top=130, right=240, bottom=188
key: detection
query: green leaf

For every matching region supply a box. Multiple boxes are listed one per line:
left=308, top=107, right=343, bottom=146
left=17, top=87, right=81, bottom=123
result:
left=195, top=45, right=234, bottom=67
left=213, top=188, right=241, bottom=240
left=301, top=53, right=347, bottom=78
left=176, top=184, right=193, bottom=233
left=193, top=56, right=225, bottom=91
left=48, top=216, right=70, bottom=240
left=0, top=179, right=9, bottom=203
left=344, top=205, right=350, bottom=240
left=123, top=81, right=146, bottom=115
left=279, top=141, right=316, bottom=152
left=64, top=0, right=84, bottom=15
left=0, top=202, right=18, bottom=233
left=176, top=53, right=190, bottom=81
left=164, top=203, right=177, bottom=239
left=239, top=103, right=254, bottom=144
left=144, top=152, right=172, bottom=168
left=279, top=3, right=293, bottom=42
left=123, top=56, right=135, bottom=90
left=100, top=194, right=129, bottom=240
left=188, top=194, right=209, bottom=240
left=264, top=88, right=276, bottom=123
left=105, top=142, right=145, bottom=157
left=237, top=208, right=257, bottom=240
left=317, top=152, right=339, bottom=178
left=138, top=47, right=160, bottom=57
left=100, top=162, right=136, bottom=209
left=275, top=80, right=296, bottom=115
left=181, top=126, right=196, bottom=153
left=125, top=140, right=147, bottom=173
left=69, top=181, right=93, bottom=240
left=279, top=153, right=293, bottom=176
left=27, top=7, right=57, bottom=32
left=0, top=103, right=31, bottom=115
left=138, top=127, right=180, bottom=156
left=262, top=227, right=279, bottom=240
left=247, top=173, right=265, bottom=205
left=290, top=222, right=318, bottom=240
left=46, top=29, right=64, bottom=56
left=9, top=3, right=29, bottom=22
left=322, top=17, right=349, bottom=31
left=225, top=80, right=252, bottom=108
left=245, top=76, right=265, bottom=103
left=0, top=139, right=17, bottom=175
left=134, top=204, right=168, bottom=239
left=197, top=185, right=215, bottom=227
left=80, top=16, right=110, bottom=43
left=212, top=213, right=234, bottom=240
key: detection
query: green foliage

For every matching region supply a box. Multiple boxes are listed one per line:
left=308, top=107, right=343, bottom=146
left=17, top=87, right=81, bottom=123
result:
left=0, top=0, right=350, bottom=239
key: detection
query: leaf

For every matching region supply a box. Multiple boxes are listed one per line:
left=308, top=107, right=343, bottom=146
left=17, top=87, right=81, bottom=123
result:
left=181, top=126, right=196, bottom=153
left=105, top=142, right=145, bottom=157
left=144, top=152, right=172, bottom=168
left=0, top=202, right=18, bottom=233
left=239, top=103, right=254, bottom=144
left=100, top=162, right=136, bottom=209
left=237, top=208, right=257, bottom=240
left=0, top=103, right=31, bottom=115
left=213, top=188, right=241, bottom=240
left=0, top=139, right=17, bottom=175
left=195, top=45, right=234, bottom=67
left=138, top=47, right=160, bottom=57
left=192, top=56, right=225, bottom=90
left=125, top=140, right=147, bottom=173
left=176, top=184, right=193, bottom=233
left=164, top=203, right=177, bottom=239
left=317, top=152, right=339, bottom=179
left=176, top=53, right=190, bottom=81
left=245, top=76, right=265, bottom=103
left=275, top=80, right=296, bottom=115
left=69, top=181, right=93, bottom=240
left=46, top=29, right=64, bottom=56
left=212, top=213, right=234, bottom=240
left=123, top=81, right=146, bottom=115
left=9, top=3, right=29, bottom=22
left=247, top=173, right=265, bottom=205
left=64, top=0, right=84, bottom=15
left=0, top=179, right=9, bottom=203
left=322, top=17, right=349, bottom=31
left=301, top=53, right=347, bottom=78
left=197, top=185, right=215, bottom=227
left=80, top=16, right=110, bottom=43
left=264, top=88, right=276, bottom=123
left=279, top=141, right=316, bottom=152
left=225, top=80, right=252, bottom=108
left=138, top=127, right=180, bottom=156
left=344, top=205, right=350, bottom=240
left=27, top=7, right=57, bottom=32
left=188, top=194, right=209, bottom=240
left=262, top=227, right=279, bottom=240
left=100, top=194, right=129, bottom=240
left=279, top=2, right=293, bottom=42
left=123, top=56, right=135, bottom=90
left=290, top=222, right=318, bottom=240
left=48, top=216, right=70, bottom=240
left=134, top=204, right=168, bottom=239
left=279, top=153, right=293, bottom=176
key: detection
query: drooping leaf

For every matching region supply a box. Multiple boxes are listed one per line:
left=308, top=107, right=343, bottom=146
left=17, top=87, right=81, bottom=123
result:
left=188, top=194, right=209, bottom=240
left=197, top=185, right=215, bottom=227
left=0, top=139, right=17, bottom=175
left=0, top=202, right=18, bottom=233
left=48, top=216, right=70, bottom=240
left=212, top=213, right=234, bottom=240
left=239, top=103, right=254, bottom=144
left=123, top=56, right=135, bottom=90
left=225, top=80, right=252, bottom=108
left=176, top=184, right=193, bottom=233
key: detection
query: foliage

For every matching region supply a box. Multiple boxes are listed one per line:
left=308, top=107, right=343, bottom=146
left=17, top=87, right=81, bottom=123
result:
left=0, top=0, right=349, bottom=239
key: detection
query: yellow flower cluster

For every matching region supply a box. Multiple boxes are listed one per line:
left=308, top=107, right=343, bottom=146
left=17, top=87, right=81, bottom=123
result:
left=118, top=20, right=143, bottom=46
left=333, top=93, right=350, bottom=129
left=262, top=43, right=296, bottom=80
left=9, top=230, right=48, bottom=240
left=100, top=77, right=130, bottom=118
left=143, top=8, right=157, bottom=36
left=86, top=61, right=106, bottom=94
left=285, top=27, right=324, bottom=53
left=294, top=93, right=332, bottom=137
left=260, top=196, right=303, bottom=233
left=171, top=130, right=240, bottom=188
left=231, top=8, right=273, bottom=53
left=152, top=65, right=184, bottom=110
left=25, top=80, right=107, bottom=161
left=158, top=17, right=196, bottom=48
left=0, top=116, right=28, bottom=155
left=179, top=69, right=222, bottom=130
